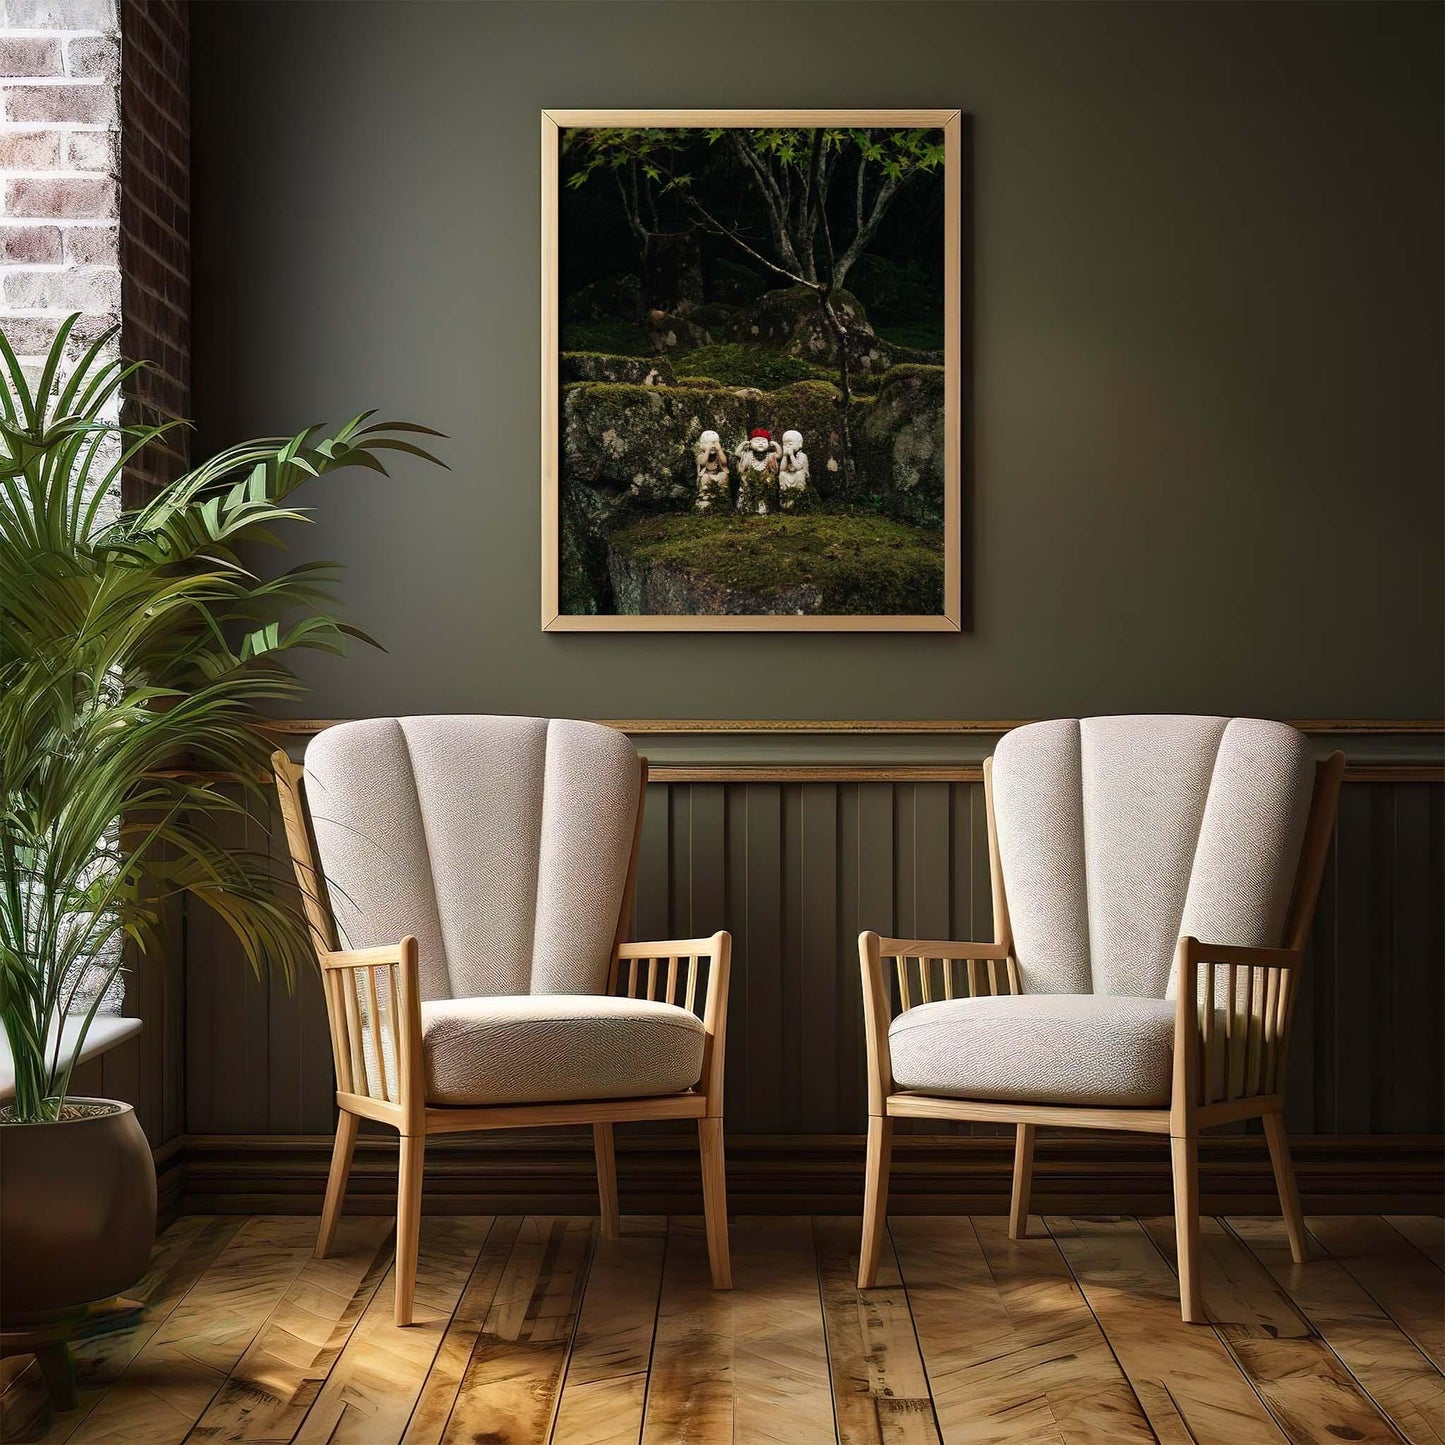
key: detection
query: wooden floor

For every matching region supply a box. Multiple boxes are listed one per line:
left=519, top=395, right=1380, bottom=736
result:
left=3, top=1212, right=1442, bottom=1444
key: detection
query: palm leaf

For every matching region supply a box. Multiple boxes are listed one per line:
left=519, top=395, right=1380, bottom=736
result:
left=0, top=314, right=445, bottom=1120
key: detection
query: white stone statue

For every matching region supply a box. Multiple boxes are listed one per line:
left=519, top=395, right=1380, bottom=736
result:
left=693, top=429, right=731, bottom=512
left=734, top=428, right=780, bottom=514
left=778, top=429, right=813, bottom=511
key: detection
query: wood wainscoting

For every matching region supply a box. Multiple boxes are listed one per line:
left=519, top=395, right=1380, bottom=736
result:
left=163, top=720, right=1442, bottom=1214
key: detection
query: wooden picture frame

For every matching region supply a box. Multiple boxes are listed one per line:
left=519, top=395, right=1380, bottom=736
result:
left=541, top=109, right=964, bottom=632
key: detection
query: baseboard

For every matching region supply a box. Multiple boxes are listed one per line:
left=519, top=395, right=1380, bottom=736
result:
left=173, top=1130, right=1445, bottom=1217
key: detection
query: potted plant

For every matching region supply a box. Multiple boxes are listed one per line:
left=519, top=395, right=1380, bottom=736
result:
left=0, top=316, right=441, bottom=1326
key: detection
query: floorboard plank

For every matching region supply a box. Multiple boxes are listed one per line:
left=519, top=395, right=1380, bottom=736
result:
left=292, top=1216, right=495, bottom=1445
left=1227, top=1217, right=1445, bottom=1445
left=1, top=1356, right=48, bottom=1443
left=1385, top=1219, right=1445, bottom=1272
left=181, top=1216, right=394, bottom=1442
left=1306, top=1217, right=1445, bottom=1370
left=1046, top=1215, right=1288, bottom=1445
left=33, top=1218, right=245, bottom=1445
left=65, top=1217, right=318, bottom=1445
left=892, top=1213, right=1153, bottom=1445
left=437, top=1215, right=595, bottom=1445
left=550, top=1216, right=668, bottom=1445
left=728, top=1216, right=835, bottom=1445
left=812, top=1216, right=938, bottom=1445
left=639, top=1217, right=734, bottom=1444
left=399, top=1217, right=523, bottom=1445
left=1141, top=1216, right=1400, bottom=1445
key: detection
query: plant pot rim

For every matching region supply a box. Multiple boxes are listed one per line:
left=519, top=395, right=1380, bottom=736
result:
left=0, top=1097, right=133, bottom=1126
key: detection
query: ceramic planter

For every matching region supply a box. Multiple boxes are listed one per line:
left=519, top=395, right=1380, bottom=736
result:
left=0, top=1098, right=156, bottom=1325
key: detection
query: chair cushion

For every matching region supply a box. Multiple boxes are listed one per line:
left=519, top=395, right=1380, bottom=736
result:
left=889, top=994, right=1180, bottom=1106
left=420, top=994, right=705, bottom=1107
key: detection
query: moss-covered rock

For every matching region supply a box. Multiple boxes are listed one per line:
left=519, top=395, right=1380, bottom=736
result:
left=607, top=511, right=944, bottom=616
left=563, top=273, right=642, bottom=322
left=721, top=285, right=893, bottom=378
left=560, top=478, right=637, bottom=614
left=856, top=364, right=947, bottom=526
left=708, top=257, right=767, bottom=305
left=687, top=301, right=739, bottom=330
left=562, top=381, right=754, bottom=504
left=561, top=352, right=675, bottom=386
left=644, top=310, right=713, bottom=354
left=672, top=375, right=722, bottom=389
left=721, top=285, right=840, bottom=346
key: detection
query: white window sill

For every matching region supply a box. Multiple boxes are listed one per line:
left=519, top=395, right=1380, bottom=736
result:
left=0, top=1016, right=143, bottom=1102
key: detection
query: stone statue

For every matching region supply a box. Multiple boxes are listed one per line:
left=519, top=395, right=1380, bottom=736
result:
left=778, top=429, right=814, bottom=511
left=693, top=429, right=731, bottom=512
left=734, top=428, right=780, bottom=514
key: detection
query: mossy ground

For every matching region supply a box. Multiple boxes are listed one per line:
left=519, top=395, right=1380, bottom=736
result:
left=672, top=342, right=837, bottom=391
left=560, top=318, right=652, bottom=356
left=608, top=509, right=944, bottom=615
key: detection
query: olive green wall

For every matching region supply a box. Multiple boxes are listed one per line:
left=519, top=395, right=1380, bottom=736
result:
left=191, top=0, right=1444, bottom=723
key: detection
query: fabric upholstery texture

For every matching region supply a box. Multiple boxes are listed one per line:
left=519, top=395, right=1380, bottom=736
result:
left=304, top=715, right=641, bottom=1003
left=992, top=716, right=1314, bottom=999
left=989, top=719, right=1091, bottom=994
left=419, top=994, right=705, bottom=1106
left=889, top=993, right=1181, bottom=1106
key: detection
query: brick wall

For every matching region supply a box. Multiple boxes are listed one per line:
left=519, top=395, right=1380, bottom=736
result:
left=119, top=0, right=187, bottom=496
left=0, top=0, right=189, bottom=497
left=0, top=0, right=121, bottom=371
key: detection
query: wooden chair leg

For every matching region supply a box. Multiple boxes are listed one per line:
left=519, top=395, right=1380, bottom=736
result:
left=594, top=1122, right=620, bottom=1239
left=698, top=1116, right=731, bottom=1289
left=1170, top=1133, right=1205, bottom=1323
left=1009, top=1122, right=1035, bottom=1240
left=1263, top=1110, right=1309, bottom=1264
left=316, top=1108, right=359, bottom=1259
left=394, top=1133, right=425, bottom=1326
left=858, top=1114, right=893, bottom=1288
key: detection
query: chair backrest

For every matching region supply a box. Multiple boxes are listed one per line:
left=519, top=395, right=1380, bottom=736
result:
left=990, top=716, right=1316, bottom=998
left=303, top=715, right=643, bottom=1001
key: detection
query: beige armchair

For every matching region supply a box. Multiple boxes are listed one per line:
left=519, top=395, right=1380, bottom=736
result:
left=272, top=715, right=731, bottom=1325
left=858, top=715, right=1343, bottom=1322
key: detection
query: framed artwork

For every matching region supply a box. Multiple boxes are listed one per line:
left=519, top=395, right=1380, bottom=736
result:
left=541, top=109, right=964, bottom=631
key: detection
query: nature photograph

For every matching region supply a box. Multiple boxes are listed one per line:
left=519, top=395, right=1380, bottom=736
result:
left=549, top=115, right=960, bottom=625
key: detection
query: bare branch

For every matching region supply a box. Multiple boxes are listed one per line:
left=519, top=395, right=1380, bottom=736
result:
left=679, top=191, right=818, bottom=291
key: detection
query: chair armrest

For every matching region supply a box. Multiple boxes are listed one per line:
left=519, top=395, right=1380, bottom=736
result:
left=319, top=938, right=425, bottom=1132
left=614, top=931, right=730, bottom=1115
left=1179, top=940, right=1303, bottom=971
left=1172, top=936, right=1304, bottom=1119
left=859, top=931, right=1016, bottom=1115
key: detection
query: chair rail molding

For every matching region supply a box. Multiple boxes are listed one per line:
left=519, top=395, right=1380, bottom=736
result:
left=263, top=719, right=1445, bottom=781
